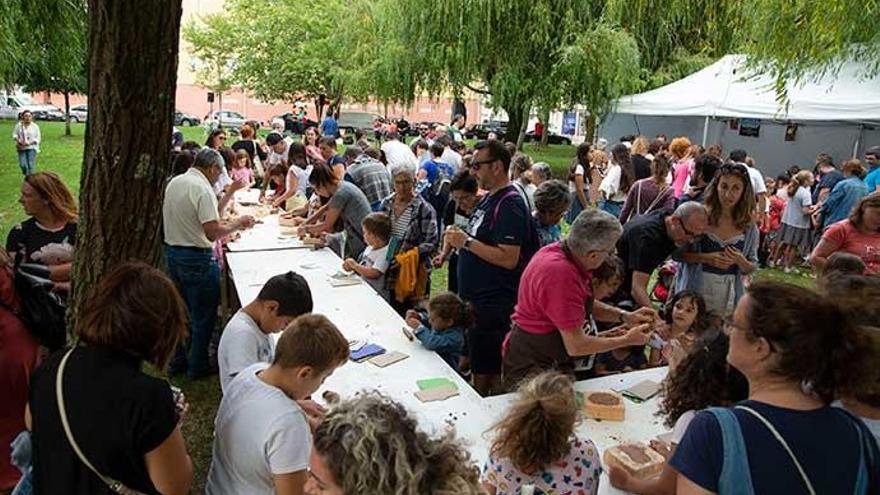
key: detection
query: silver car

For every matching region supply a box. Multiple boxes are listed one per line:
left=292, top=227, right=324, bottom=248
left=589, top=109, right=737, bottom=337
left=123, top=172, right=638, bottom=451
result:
left=68, top=104, right=88, bottom=123
left=205, top=110, right=249, bottom=130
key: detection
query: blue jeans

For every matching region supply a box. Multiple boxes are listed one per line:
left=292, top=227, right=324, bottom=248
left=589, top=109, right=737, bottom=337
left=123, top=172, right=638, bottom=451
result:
left=17, top=149, right=36, bottom=175
left=165, top=245, right=220, bottom=377
left=10, top=431, right=32, bottom=495
left=599, top=199, right=623, bottom=218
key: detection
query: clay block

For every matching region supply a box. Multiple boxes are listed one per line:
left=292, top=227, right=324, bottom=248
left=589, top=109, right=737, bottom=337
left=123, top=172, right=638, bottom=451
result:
left=603, top=442, right=665, bottom=480
left=583, top=390, right=625, bottom=421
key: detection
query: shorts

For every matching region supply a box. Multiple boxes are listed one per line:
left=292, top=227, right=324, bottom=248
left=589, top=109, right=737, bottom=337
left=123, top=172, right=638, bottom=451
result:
left=468, top=303, right=514, bottom=374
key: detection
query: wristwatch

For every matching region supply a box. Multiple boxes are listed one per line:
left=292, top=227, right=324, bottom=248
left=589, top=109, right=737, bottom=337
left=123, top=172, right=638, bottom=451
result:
left=463, top=237, right=473, bottom=251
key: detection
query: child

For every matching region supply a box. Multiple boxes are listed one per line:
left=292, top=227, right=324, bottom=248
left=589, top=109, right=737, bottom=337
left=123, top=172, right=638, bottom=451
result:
left=404, top=292, right=470, bottom=371
left=822, top=251, right=866, bottom=277
left=206, top=314, right=350, bottom=495
left=592, top=257, right=648, bottom=376
left=778, top=170, right=816, bottom=272
left=609, top=332, right=749, bottom=494
left=482, top=371, right=602, bottom=495
left=573, top=255, right=624, bottom=378
left=761, top=176, right=786, bottom=267
left=217, top=271, right=313, bottom=393
left=261, top=164, right=288, bottom=203
left=231, top=149, right=255, bottom=187
left=342, top=213, right=391, bottom=300
left=648, top=290, right=717, bottom=368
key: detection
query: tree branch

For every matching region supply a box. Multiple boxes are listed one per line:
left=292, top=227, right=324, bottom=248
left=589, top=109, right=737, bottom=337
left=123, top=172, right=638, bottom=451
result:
left=465, top=83, right=492, bottom=96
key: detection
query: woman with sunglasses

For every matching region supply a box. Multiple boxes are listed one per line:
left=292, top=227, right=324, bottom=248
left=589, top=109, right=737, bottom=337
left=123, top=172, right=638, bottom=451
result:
left=204, top=129, right=233, bottom=196
left=675, top=163, right=758, bottom=315
left=670, top=281, right=879, bottom=495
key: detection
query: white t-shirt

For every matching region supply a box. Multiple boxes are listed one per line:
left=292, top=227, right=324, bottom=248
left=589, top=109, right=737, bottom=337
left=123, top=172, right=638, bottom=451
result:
left=746, top=166, right=769, bottom=213
left=162, top=167, right=220, bottom=248
left=206, top=363, right=311, bottom=495
left=569, top=163, right=585, bottom=193
left=599, top=163, right=626, bottom=202
left=440, top=147, right=462, bottom=173
left=266, top=141, right=291, bottom=170
left=285, top=164, right=312, bottom=195
left=781, top=186, right=813, bottom=229
left=214, top=162, right=232, bottom=196
left=360, top=245, right=390, bottom=297
left=671, top=409, right=698, bottom=445
left=381, top=140, right=419, bottom=173
left=217, top=310, right=275, bottom=393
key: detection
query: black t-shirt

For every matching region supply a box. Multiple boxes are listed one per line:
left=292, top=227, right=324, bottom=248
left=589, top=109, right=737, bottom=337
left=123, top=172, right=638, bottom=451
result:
left=231, top=139, right=267, bottom=162
left=5, top=218, right=76, bottom=267
left=30, top=346, right=178, bottom=495
left=813, top=169, right=844, bottom=203
left=457, top=185, right=530, bottom=306
left=616, top=210, right=676, bottom=298
left=632, top=154, right=652, bottom=181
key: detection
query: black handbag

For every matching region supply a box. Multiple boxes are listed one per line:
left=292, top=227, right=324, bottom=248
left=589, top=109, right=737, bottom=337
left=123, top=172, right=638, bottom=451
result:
left=14, top=267, right=68, bottom=350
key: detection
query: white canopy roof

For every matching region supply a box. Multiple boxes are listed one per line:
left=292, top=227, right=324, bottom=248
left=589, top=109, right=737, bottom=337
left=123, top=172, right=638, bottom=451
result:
left=613, top=55, right=880, bottom=121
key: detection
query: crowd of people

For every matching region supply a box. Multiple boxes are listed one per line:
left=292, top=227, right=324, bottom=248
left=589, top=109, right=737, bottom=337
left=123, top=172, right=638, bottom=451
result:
left=2, top=119, right=879, bottom=494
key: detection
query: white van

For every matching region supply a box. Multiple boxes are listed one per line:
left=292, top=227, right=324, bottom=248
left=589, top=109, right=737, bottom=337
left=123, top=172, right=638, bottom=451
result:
left=0, top=92, right=66, bottom=121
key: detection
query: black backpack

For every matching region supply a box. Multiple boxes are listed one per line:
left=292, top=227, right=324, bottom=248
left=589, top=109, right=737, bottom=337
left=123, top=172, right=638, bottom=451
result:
left=14, top=268, right=68, bottom=350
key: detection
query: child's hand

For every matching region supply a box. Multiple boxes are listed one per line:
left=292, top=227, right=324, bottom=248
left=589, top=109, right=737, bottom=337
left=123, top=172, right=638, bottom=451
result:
left=607, top=464, right=631, bottom=491
left=405, top=315, right=421, bottom=330
left=431, top=253, right=446, bottom=268
left=342, top=258, right=357, bottom=271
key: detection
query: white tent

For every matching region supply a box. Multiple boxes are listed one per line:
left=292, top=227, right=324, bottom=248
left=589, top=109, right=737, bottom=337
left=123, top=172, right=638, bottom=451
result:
left=601, top=55, right=880, bottom=176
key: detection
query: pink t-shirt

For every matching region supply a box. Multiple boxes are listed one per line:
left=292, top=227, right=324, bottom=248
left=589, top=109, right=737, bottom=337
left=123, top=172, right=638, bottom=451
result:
left=230, top=166, right=254, bottom=184
left=671, top=158, right=694, bottom=199
left=511, top=242, right=592, bottom=335
left=821, top=220, right=880, bottom=274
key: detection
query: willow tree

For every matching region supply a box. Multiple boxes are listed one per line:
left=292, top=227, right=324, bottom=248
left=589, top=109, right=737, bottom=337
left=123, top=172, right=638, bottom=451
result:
left=745, top=0, right=880, bottom=101
left=383, top=0, right=640, bottom=147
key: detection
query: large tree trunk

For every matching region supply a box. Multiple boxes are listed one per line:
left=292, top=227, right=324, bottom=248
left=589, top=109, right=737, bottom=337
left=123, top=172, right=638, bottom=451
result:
left=70, top=0, right=182, bottom=328
left=63, top=91, right=71, bottom=136
left=539, top=108, right=550, bottom=147
left=585, top=112, right=597, bottom=144
left=504, top=103, right=526, bottom=150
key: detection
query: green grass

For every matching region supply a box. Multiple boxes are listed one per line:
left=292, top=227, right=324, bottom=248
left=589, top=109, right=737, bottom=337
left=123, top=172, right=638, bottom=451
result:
left=1, top=121, right=811, bottom=492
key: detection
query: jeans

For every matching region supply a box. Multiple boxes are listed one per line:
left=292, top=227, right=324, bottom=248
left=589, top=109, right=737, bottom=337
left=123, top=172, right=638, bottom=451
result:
left=17, top=149, right=36, bottom=175
left=165, top=245, right=220, bottom=377
left=10, top=431, right=32, bottom=495
left=599, top=199, right=623, bottom=218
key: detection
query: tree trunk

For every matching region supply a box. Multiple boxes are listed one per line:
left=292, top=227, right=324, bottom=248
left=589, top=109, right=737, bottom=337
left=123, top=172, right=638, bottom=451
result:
left=504, top=104, right=525, bottom=150
left=70, top=0, right=183, bottom=329
left=63, top=91, right=71, bottom=136
left=218, top=90, right=223, bottom=128
left=585, top=112, right=597, bottom=144
left=315, top=94, right=326, bottom=121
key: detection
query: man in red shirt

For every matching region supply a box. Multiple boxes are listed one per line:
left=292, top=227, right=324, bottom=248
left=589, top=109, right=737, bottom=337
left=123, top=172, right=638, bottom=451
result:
left=502, top=209, right=656, bottom=389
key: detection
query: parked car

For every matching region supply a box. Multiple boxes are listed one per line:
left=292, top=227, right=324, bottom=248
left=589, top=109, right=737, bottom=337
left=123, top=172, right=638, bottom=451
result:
left=204, top=110, right=250, bottom=130
left=337, top=111, right=382, bottom=137
left=0, top=93, right=65, bottom=121
left=524, top=130, right=572, bottom=145
left=273, top=112, right=318, bottom=135
left=465, top=123, right=507, bottom=140
left=67, top=104, right=88, bottom=123
left=174, top=110, right=200, bottom=127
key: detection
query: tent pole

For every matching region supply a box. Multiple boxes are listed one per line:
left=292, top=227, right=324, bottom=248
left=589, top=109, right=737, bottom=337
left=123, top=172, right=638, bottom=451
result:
left=853, top=124, right=863, bottom=157
left=701, top=116, right=710, bottom=146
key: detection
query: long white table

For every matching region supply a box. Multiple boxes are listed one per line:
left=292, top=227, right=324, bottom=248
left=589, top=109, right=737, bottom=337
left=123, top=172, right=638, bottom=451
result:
left=226, top=246, right=669, bottom=494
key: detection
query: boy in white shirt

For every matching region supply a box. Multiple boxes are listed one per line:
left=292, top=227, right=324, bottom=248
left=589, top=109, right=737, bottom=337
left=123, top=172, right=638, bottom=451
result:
left=207, top=314, right=350, bottom=495
left=217, top=271, right=313, bottom=393
left=342, top=212, right=391, bottom=300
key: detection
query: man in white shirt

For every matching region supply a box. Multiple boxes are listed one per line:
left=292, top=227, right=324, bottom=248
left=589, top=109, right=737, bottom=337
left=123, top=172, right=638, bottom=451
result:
left=163, top=148, right=256, bottom=378
left=436, top=135, right=462, bottom=173
left=206, top=314, right=350, bottom=495
left=265, top=132, right=290, bottom=171
left=729, top=149, right=767, bottom=221
left=380, top=131, right=419, bottom=174
left=218, top=271, right=314, bottom=392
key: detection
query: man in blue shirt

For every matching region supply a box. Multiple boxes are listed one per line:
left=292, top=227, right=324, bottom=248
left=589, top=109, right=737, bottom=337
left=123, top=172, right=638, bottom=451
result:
left=864, top=146, right=880, bottom=193
left=444, top=140, right=537, bottom=396
left=320, top=108, right=338, bottom=138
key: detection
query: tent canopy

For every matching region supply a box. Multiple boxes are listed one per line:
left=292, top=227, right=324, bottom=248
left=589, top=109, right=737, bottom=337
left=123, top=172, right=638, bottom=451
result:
left=613, top=55, right=880, bottom=122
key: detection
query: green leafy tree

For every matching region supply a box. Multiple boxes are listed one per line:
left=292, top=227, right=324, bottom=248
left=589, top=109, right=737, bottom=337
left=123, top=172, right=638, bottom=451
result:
left=183, top=13, right=238, bottom=125
left=745, top=0, right=880, bottom=102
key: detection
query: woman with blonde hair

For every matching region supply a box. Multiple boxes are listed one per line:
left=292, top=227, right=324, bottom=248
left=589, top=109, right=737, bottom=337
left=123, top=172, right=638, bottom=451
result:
left=306, top=393, right=483, bottom=495
left=482, top=372, right=602, bottom=495
left=630, top=135, right=652, bottom=180
left=669, top=136, right=694, bottom=199
left=778, top=170, right=816, bottom=272
left=6, top=172, right=78, bottom=292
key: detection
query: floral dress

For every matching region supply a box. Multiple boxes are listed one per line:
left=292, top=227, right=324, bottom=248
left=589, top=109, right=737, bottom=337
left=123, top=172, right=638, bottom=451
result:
left=482, top=438, right=602, bottom=495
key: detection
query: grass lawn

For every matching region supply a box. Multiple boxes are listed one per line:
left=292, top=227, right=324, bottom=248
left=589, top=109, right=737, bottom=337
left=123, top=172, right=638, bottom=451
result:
left=1, top=121, right=811, bottom=491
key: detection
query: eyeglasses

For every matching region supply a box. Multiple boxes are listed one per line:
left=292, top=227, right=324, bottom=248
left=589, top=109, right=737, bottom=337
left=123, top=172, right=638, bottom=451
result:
left=677, top=217, right=700, bottom=237
left=723, top=315, right=775, bottom=351
left=469, top=158, right=497, bottom=170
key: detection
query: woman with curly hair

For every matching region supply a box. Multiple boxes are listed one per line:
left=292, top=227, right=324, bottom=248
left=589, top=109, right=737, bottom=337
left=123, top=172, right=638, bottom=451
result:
left=609, top=331, right=749, bottom=495
left=482, top=372, right=602, bottom=495
left=306, top=393, right=483, bottom=495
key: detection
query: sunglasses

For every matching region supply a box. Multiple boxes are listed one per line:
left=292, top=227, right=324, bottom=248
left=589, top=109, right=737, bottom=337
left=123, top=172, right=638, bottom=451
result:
left=469, top=158, right=497, bottom=170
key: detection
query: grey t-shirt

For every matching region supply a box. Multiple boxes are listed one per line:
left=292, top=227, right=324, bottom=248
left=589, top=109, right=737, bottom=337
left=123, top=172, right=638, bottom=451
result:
left=329, top=181, right=371, bottom=257
left=217, top=310, right=275, bottom=393
left=781, top=186, right=813, bottom=229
